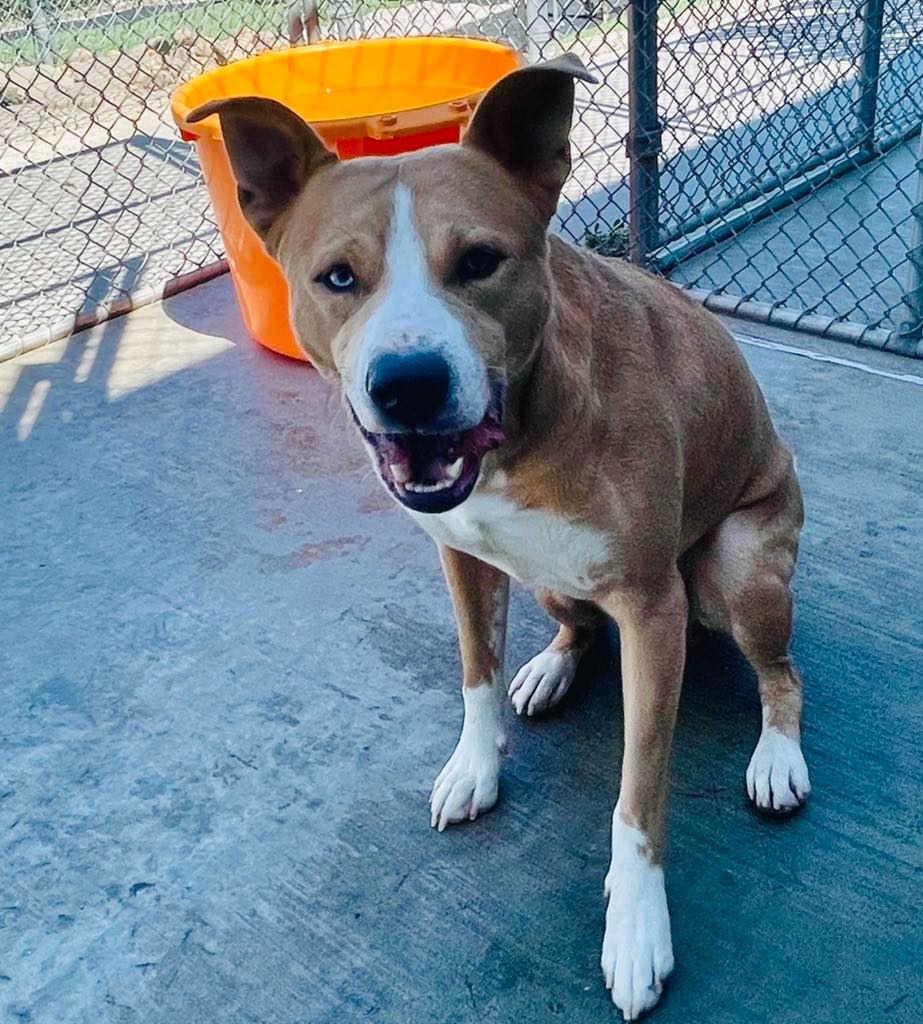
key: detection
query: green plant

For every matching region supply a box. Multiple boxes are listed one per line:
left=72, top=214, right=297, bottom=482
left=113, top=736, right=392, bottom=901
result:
left=583, top=219, right=630, bottom=257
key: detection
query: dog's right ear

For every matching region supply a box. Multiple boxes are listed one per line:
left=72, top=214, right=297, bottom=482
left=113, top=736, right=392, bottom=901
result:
left=186, top=97, right=336, bottom=243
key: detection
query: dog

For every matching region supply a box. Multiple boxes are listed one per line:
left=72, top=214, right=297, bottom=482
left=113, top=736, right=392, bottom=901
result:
left=189, top=53, right=811, bottom=1019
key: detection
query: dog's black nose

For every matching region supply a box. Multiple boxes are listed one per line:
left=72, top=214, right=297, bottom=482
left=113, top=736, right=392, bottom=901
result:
left=366, top=352, right=451, bottom=428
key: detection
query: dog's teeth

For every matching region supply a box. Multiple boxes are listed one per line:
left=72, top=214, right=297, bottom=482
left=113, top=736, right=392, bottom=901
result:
left=406, top=479, right=453, bottom=494
left=390, top=463, right=410, bottom=484
left=445, top=457, right=464, bottom=483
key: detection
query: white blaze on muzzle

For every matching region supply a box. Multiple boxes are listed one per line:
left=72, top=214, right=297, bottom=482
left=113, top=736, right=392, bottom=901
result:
left=348, top=182, right=489, bottom=433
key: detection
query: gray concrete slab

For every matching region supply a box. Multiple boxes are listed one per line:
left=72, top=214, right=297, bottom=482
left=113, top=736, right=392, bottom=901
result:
left=670, top=141, right=922, bottom=335
left=1, top=274, right=921, bottom=1024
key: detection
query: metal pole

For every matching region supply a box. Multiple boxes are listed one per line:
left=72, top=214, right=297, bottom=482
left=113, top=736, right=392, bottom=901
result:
left=626, top=0, right=661, bottom=264
left=856, top=0, right=886, bottom=155
left=27, top=0, right=53, bottom=60
left=523, top=0, right=555, bottom=60
left=895, top=125, right=923, bottom=354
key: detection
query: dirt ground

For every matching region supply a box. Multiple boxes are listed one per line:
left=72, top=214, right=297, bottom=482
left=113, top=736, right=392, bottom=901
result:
left=1, top=28, right=286, bottom=171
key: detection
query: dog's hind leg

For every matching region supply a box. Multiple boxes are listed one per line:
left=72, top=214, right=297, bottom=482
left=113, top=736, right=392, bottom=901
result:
left=431, top=545, right=510, bottom=831
left=508, top=590, right=604, bottom=716
left=692, top=461, right=811, bottom=813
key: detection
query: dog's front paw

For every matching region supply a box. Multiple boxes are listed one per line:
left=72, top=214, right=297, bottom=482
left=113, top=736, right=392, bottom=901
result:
left=601, top=821, right=674, bottom=1020
left=430, top=732, right=503, bottom=832
left=746, top=726, right=811, bottom=813
left=601, top=882, right=673, bottom=1020
left=508, top=647, right=581, bottom=716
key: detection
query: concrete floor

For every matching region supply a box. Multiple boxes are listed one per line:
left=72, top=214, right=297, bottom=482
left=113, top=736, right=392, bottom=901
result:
left=1, top=275, right=921, bottom=1024
left=670, top=141, right=922, bottom=335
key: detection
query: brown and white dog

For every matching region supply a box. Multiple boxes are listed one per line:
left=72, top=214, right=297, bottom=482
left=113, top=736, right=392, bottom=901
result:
left=189, top=53, right=811, bottom=1019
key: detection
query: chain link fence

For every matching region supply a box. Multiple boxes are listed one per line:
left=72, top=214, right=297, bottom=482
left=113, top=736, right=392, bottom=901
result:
left=2, top=0, right=922, bottom=359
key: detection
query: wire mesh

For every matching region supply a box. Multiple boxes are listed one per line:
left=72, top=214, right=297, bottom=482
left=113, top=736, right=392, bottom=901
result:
left=1, top=0, right=921, bottom=355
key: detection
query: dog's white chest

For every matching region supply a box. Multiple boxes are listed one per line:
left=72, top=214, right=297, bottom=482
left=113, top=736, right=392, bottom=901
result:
left=409, top=485, right=609, bottom=597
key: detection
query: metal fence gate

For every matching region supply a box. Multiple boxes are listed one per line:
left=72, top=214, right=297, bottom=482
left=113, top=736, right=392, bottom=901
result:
left=2, top=0, right=922, bottom=359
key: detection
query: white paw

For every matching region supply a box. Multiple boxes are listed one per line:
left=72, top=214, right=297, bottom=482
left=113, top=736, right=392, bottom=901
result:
left=746, top=726, right=811, bottom=813
left=430, top=741, right=502, bottom=831
left=601, top=818, right=674, bottom=1021
left=508, top=647, right=581, bottom=716
left=431, top=685, right=505, bottom=831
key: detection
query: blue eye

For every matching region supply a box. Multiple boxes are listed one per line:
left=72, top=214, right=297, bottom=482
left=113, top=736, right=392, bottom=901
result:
left=317, top=264, right=357, bottom=293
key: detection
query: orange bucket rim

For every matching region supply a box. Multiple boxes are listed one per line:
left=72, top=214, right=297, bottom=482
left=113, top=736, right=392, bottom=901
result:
left=170, top=36, right=524, bottom=141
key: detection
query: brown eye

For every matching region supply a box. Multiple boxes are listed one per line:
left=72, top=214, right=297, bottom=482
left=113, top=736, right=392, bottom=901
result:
left=454, top=246, right=505, bottom=285
left=316, top=263, right=357, bottom=293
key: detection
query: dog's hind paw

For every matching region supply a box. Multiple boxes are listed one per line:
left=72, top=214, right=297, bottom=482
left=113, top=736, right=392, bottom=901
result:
left=508, top=647, right=580, bottom=716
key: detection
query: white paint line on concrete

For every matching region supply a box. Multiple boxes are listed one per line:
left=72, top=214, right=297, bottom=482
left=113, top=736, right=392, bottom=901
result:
left=735, top=332, right=923, bottom=389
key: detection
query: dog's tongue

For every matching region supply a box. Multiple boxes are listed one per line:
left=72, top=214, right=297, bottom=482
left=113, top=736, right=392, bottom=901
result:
left=377, top=415, right=505, bottom=487
left=468, top=413, right=505, bottom=455
left=375, top=434, right=452, bottom=484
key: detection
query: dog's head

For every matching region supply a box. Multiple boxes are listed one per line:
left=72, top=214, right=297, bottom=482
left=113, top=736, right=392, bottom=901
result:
left=188, top=54, right=593, bottom=513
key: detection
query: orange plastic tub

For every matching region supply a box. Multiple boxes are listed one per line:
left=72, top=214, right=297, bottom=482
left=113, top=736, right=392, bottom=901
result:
left=171, top=37, right=522, bottom=360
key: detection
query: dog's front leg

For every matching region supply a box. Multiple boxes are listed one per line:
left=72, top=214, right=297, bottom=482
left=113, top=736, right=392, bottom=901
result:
left=430, top=544, right=509, bottom=831
left=599, top=574, right=686, bottom=1020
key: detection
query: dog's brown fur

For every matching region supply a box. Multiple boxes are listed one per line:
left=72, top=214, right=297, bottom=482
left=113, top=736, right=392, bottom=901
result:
left=189, top=54, right=809, bottom=1019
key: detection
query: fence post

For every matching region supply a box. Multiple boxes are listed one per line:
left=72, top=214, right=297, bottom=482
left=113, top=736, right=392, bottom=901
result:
left=28, top=0, right=53, bottom=60
left=895, top=126, right=923, bottom=354
left=523, top=0, right=556, bottom=60
left=626, top=0, right=661, bottom=264
left=856, top=0, right=886, bottom=154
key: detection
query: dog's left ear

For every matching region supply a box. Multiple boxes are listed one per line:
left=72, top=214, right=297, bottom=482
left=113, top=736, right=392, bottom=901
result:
left=463, top=53, right=596, bottom=220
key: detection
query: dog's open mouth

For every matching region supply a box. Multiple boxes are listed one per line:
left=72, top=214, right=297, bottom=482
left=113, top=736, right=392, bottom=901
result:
left=356, top=388, right=505, bottom=514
